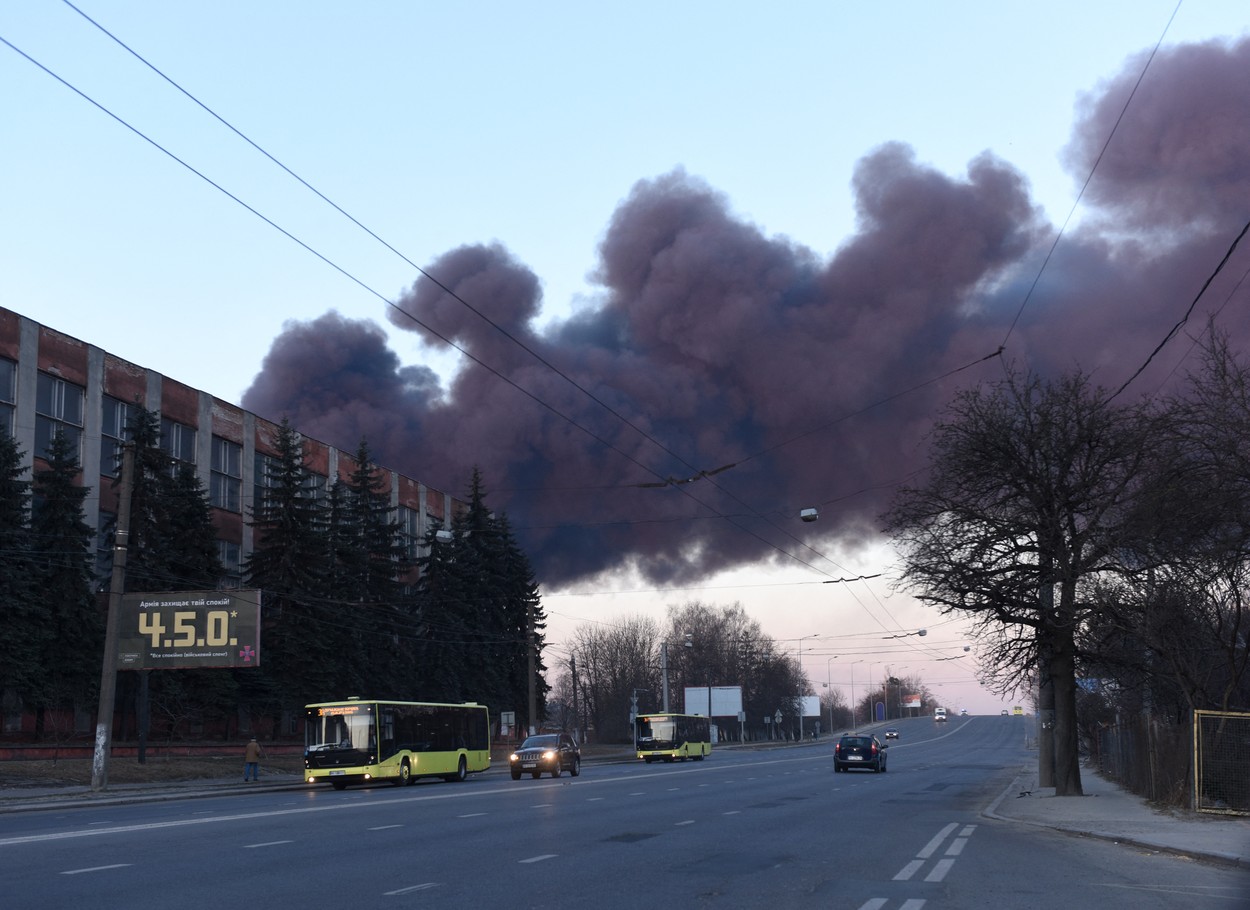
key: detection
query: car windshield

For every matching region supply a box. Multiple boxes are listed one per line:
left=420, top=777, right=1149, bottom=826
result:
left=520, top=735, right=558, bottom=749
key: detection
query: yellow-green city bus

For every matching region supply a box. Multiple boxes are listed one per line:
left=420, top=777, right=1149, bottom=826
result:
left=304, top=698, right=490, bottom=789
left=634, top=712, right=712, bottom=763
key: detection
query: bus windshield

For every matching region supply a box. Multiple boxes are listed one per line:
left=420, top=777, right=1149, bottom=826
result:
left=636, top=717, right=677, bottom=746
left=306, top=704, right=375, bottom=752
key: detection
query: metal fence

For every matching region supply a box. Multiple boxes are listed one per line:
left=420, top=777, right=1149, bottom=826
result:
left=1095, top=714, right=1190, bottom=807
left=1094, top=710, right=1250, bottom=815
left=1195, top=710, right=1250, bottom=816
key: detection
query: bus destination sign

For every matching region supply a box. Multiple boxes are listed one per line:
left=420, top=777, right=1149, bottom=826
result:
left=117, top=590, right=261, bottom=669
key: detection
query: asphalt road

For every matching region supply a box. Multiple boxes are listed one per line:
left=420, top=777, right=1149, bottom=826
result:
left=3, top=716, right=1246, bottom=910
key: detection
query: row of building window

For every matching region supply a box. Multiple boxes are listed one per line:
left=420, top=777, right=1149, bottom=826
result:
left=4, top=356, right=431, bottom=586
left=0, top=358, right=13, bottom=437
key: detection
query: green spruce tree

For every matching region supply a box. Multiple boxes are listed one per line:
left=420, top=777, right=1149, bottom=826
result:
left=332, top=441, right=416, bottom=698
left=244, top=418, right=333, bottom=709
left=30, top=431, right=101, bottom=731
left=0, top=429, right=38, bottom=705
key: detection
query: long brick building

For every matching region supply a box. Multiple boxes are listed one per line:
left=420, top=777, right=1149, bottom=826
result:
left=0, top=304, right=462, bottom=736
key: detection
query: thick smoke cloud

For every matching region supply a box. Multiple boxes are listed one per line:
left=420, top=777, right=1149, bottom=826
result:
left=242, top=38, right=1250, bottom=588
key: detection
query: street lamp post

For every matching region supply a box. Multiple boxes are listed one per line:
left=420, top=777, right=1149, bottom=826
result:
left=849, top=660, right=862, bottom=729
left=825, top=656, right=838, bottom=734
left=868, top=663, right=881, bottom=723
left=797, top=633, right=818, bottom=739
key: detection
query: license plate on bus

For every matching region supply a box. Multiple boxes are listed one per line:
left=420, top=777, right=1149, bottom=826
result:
left=330, top=770, right=345, bottom=776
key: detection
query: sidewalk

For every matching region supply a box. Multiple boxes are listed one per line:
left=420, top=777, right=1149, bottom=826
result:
left=985, top=763, right=1250, bottom=867
left=2, top=750, right=1246, bottom=868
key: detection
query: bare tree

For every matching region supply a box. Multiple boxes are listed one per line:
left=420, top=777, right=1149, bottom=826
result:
left=664, top=601, right=806, bottom=740
left=883, top=368, right=1152, bottom=795
left=566, top=615, right=661, bottom=743
left=1085, top=332, right=1250, bottom=716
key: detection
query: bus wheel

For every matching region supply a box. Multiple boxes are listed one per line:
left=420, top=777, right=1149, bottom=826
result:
left=694, top=753, right=705, bottom=761
left=395, top=760, right=411, bottom=786
left=444, top=756, right=467, bottom=783
left=644, top=756, right=653, bottom=763
left=331, top=780, right=347, bottom=791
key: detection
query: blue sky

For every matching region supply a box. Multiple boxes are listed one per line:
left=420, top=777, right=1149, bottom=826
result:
left=4, top=1, right=1248, bottom=713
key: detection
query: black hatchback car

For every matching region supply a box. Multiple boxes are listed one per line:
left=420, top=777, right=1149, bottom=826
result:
left=509, top=733, right=581, bottom=779
left=834, top=733, right=887, bottom=773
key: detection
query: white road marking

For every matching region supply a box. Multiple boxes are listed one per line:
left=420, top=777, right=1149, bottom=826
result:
left=917, top=823, right=958, bottom=858
left=384, top=883, right=440, bottom=895
left=368, top=824, right=403, bottom=830
left=61, top=864, right=131, bottom=875
left=925, top=858, right=956, bottom=882
left=893, top=860, right=925, bottom=881
left=458, top=813, right=486, bottom=818
left=945, top=837, right=968, bottom=856
left=244, top=840, right=293, bottom=848
left=675, top=820, right=695, bottom=826
left=519, top=854, right=556, bottom=864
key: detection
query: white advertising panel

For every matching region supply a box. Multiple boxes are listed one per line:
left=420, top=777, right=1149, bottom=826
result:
left=683, top=686, right=744, bottom=716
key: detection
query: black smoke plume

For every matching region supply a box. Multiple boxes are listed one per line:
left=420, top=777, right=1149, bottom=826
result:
left=242, top=37, right=1250, bottom=588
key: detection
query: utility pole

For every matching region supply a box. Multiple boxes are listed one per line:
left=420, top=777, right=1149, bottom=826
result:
left=526, top=600, right=537, bottom=735
left=92, top=443, right=133, bottom=792
left=570, top=655, right=579, bottom=744
left=661, top=642, right=670, bottom=712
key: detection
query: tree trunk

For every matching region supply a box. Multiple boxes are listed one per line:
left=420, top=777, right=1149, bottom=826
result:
left=1037, top=644, right=1055, bottom=788
left=1048, top=635, right=1083, bottom=796
left=1037, top=572, right=1055, bottom=788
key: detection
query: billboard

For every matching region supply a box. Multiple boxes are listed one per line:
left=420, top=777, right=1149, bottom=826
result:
left=683, top=686, right=744, bottom=716
left=116, top=590, right=261, bottom=669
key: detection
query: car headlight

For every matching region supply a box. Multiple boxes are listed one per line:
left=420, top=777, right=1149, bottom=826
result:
left=542, top=750, right=556, bottom=760
left=509, top=753, right=520, bottom=762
